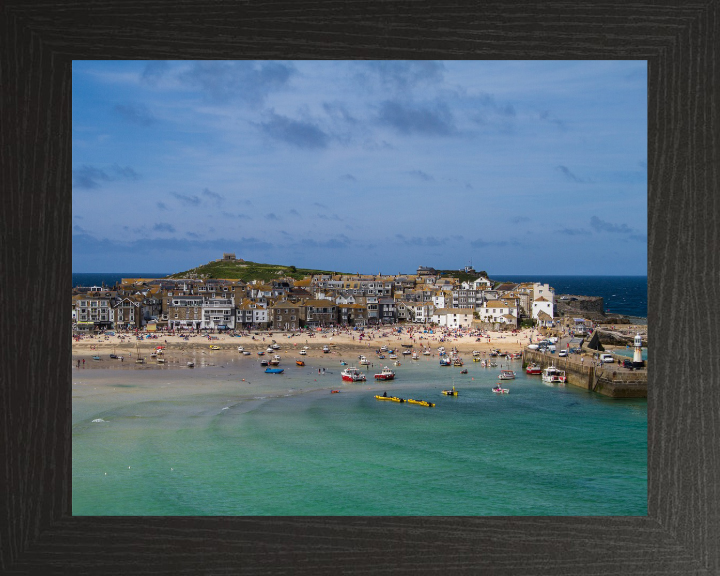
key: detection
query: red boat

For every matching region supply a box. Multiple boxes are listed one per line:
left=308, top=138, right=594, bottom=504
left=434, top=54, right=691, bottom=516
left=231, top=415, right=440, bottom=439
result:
left=331, top=390, right=340, bottom=394
left=526, top=363, right=542, bottom=375
left=374, top=366, right=396, bottom=380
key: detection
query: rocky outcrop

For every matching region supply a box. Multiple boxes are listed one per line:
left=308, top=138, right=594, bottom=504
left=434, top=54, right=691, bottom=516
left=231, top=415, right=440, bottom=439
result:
left=556, top=295, right=606, bottom=320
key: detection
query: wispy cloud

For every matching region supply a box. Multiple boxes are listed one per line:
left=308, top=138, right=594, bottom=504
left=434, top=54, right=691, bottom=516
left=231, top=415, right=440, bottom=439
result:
left=73, top=164, right=139, bottom=189
left=180, top=61, right=295, bottom=105
left=362, top=61, right=445, bottom=92
left=153, top=222, right=176, bottom=233
left=156, top=202, right=169, bottom=211
left=590, top=216, right=633, bottom=234
left=340, top=174, right=357, bottom=182
left=260, top=111, right=329, bottom=149
left=556, top=165, right=584, bottom=183
left=313, top=202, right=328, bottom=209
left=171, top=192, right=201, bottom=206
left=540, top=110, right=566, bottom=130
left=265, top=213, right=280, bottom=221
left=559, top=228, right=587, bottom=236
left=377, top=100, right=455, bottom=136
left=511, top=216, right=530, bottom=224
left=409, top=170, right=434, bottom=182
left=202, top=187, right=224, bottom=205
left=141, top=61, right=169, bottom=85
left=289, top=209, right=300, bottom=216
left=113, top=103, right=156, bottom=126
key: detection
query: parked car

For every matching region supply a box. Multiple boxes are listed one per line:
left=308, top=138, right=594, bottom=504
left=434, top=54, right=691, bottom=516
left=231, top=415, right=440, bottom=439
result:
left=569, top=347, right=582, bottom=354
left=558, top=350, right=568, bottom=357
left=622, top=359, right=634, bottom=370
left=548, top=337, right=558, bottom=344
left=600, top=353, right=615, bottom=363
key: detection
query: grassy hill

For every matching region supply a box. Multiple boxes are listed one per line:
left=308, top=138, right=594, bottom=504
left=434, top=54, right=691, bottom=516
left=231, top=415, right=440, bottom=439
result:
left=166, top=259, right=344, bottom=282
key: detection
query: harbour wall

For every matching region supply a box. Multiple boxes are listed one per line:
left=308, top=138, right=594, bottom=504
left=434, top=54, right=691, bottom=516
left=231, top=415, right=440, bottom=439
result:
left=522, top=349, right=647, bottom=399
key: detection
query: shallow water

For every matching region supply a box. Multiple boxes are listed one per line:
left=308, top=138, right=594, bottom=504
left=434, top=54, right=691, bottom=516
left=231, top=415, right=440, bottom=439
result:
left=73, top=356, right=647, bottom=516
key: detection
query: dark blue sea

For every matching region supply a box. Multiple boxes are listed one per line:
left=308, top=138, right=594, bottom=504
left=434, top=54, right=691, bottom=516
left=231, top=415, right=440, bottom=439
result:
left=73, top=273, right=647, bottom=320
left=496, top=275, right=647, bottom=319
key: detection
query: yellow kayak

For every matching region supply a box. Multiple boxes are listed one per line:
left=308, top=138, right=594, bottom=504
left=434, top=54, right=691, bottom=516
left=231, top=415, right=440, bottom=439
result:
left=407, top=398, right=435, bottom=407
left=374, top=395, right=404, bottom=403
left=209, top=345, right=220, bottom=350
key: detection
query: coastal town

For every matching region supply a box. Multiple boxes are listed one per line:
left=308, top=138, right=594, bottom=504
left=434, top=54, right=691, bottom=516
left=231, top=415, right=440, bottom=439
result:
left=73, top=253, right=637, bottom=335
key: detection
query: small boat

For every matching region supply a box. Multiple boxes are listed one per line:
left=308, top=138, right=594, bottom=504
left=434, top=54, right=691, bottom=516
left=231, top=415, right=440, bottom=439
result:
left=266, top=347, right=274, bottom=353
left=388, top=353, right=397, bottom=359
left=150, top=352, right=157, bottom=358
left=340, top=361, right=347, bottom=366
left=377, top=354, right=385, bottom=359
left=492, top=385, right=509, bottom=394
left=322, top=345, right=330, bottom=353
left=439, top=357, right=451, bottom=366
left=260, top=360, right=268, bottom=366
left=460, top=369, right=468, bottom=374
left=473, top=356, right=482, bottom=362
left=296, top=360, right=305, bottom=366
left=331, top=390, right=340, bottom=394
left=209, top=345, right=220, bottom=350
left=187, top=361, right=195, bottom=368
left=438, top=346, right=445, bottom=354
left=268, top=359, right=280, bottom=366
left=441, top=386, right=458, bottom=396
left=411, top=352, right=419, bottom=360
left=341, top=367, right=367, bottom=382
left=374, top=366, right=395, bottom=381
left=92, top=355, right=101, bottom=361
left=453, top=358, right=464, bottom=366
left=407, top=398, right=435, bottom=407
left=157, top=356, right=165, bottom=363
left=299, top=349, right=307, bottom=355
left=358, top=355, right=370, bottom=365
left=526, top=363, right=542, bottom=375
left=472, top=350, right=481, bottom=357
left=402, top=350, right=412, bottom=356
left=374, top=394, right=404, bottom=403
left=257, top=351, right=265, bottom=356
left=109, top=354, right=118, bottom=359
left=499, top=370, right=516, bottom=380
left=272, top=343, right=280, bottom=350
left=380, top=345, right=388, bottom=352
left=423, top=349, right=431, bottom=356
left=243, top=351, right=251, bottom=355
left=237, top=346, right=244, bottom=352
left=303, top=346, right=309, bottom=350
left=542, top=365, right=566, bottom=384
left=265, top=367, right=284, bottom=374
left=393, top=361, right=401, bottom=366
left=135, top=358, right=144, bottom=364
left=511, top=352, right=522, bottom=359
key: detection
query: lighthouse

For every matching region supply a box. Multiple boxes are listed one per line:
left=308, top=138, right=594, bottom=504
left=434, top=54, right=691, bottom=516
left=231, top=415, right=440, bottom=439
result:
left=633, top=333, right=644, bottom=366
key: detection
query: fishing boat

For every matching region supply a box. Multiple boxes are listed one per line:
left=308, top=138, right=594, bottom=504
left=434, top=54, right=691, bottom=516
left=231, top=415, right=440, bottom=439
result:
left=460, top=369, right=468, bottom=374
left=265, top=367, right=284, bottom=374
left=441, top=386, right=458, bottom=396
left=541, top=365, right=567, bottom=384
left=526, top=363, right=542, bottom=375
left=492, top=384, right=509, bottom=394
left=296, top=360, right=305, bottom=366
left=411, top=352, right=419, bottom=360
left=341, top=367, right=367, bottom=382
left=331, top=390, right=340, bottom=394
left=358, top=355, right=370, bottom=365
left=374, top=366, right=395, bottom=381
left=210, top=345, right=220, bottom=350
left=453, top=357, right=464, bottom=366
left=407, top=398, right=435, bottom=407
left=374, top=394, right=404, bottom=403
left=439, top=357, right=451, bottom=366
left=498, top=370, right=516, bottom=380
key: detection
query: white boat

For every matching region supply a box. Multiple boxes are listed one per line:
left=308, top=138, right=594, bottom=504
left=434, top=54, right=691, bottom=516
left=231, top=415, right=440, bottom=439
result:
left=187, top=361, right=194, bottom=368
left=323, top=345, right=330, bottom=353
left=303, top=346, right=309, bottom=350
left=272, top=343, right=280, bottom=349
left=237, top=346, right=244, bottom=352
left=498, top=370, right=516, bottom=380
left=243, top=350, right=251, bottom=355
left=388, top=353, right=397, bottom=359
left=266, top=347, right=274, bottom=353
left=438, top=346, right=445, bottom=354
left=341, top=367, right=367, bottom=382
left=422, top=349, right=431, bottom=356
left=472, top=350, right=481, bottom=357
left=492, top=385, right=509, bottom=394
left=542, top=365, right=567, bottom=384
left=359, top=355, right=370, bottom=365
left=157, top=357, right=165, bottom=364
left=411, top=352, right=419, bottom=360
left=374, top=366, right=395, bottom=380
left=380, top=345, right=388, bottom=352
left=299, top=349, right=307, bottom=355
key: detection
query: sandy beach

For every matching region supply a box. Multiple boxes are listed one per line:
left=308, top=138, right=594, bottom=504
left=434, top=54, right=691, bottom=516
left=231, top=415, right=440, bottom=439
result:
left=72, top=326, right=542, bottom=368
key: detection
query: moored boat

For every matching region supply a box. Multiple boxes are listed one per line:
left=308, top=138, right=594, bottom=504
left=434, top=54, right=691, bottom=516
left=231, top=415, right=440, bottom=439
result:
left=441, top=386, right=458, bottom=396
left=265, top=367, right=284, bottom=374
left=209, top=345, right=220, bottom=350
left=341, top=367, right=367, bottom=382
left=296, top=360, right=305, bottom=366
left=407, top=398, right=435, bottom=407
left=526, top=363, right=542, bottom=375
left=187, top=361, right=195, bottom=368
left=299, top=349, right=307, bottom=355
left=358, top=355, right=370, bottom=365
left=374, top=366, right=395, bottom=380
left=498, top=370, right=516, bottom=380
left=322, top=345, right=330, bottom=353
left=374, top=394, right=404, bottom=403
left=492, top=384, right=509, bottom=394
left=439, top=357, right=451, bottom=366
left=541, top=365, right=566, bottom=384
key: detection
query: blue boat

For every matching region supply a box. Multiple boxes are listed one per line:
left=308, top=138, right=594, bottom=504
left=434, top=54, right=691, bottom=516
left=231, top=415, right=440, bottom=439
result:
left=265, top=368, right=284, bottom=374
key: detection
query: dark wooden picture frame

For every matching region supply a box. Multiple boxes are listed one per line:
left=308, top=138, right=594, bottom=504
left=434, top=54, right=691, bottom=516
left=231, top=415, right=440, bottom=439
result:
left=2, top=2, right=717, bottom=574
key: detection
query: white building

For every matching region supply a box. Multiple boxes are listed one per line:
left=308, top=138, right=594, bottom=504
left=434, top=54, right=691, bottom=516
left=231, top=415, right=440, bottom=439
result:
left=201, top=296, right=236, bottom=330
left=531, top=296, right=554, bottom=324
left=477, top=300, right=519, bottom=326
left=431, top=308, right=474, bottom=328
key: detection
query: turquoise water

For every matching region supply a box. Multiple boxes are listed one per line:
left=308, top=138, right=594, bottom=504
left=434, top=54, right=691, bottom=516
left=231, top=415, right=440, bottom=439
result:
left=72, top=357, right=647, bottom=516
left=613, top=347, right=649, bottom=361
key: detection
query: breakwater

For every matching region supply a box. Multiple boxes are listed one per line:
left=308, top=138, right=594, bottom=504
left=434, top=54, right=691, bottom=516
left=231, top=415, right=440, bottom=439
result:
left=522, top=349, right=647, bottom=398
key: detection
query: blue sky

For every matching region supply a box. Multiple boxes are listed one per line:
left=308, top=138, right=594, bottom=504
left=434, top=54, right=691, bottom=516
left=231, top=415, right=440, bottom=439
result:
left=72, top=60, right=647, bottom=275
